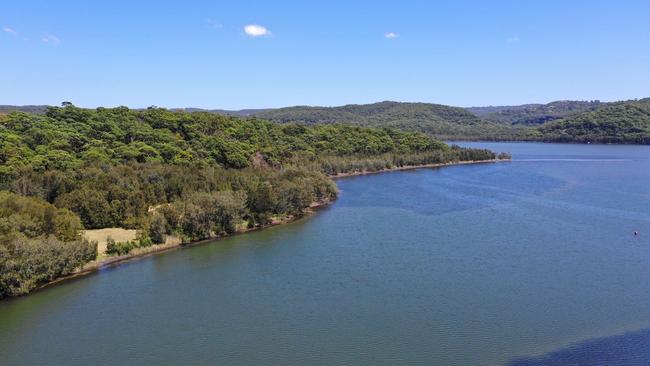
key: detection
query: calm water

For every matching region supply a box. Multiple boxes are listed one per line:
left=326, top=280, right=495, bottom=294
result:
left=1, top=142, right=650, bottom=366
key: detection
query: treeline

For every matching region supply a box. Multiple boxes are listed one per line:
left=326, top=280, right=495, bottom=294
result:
left=0, top=104, right=498, bottom=298
left=290, top=145, right=497, bottom=175
left=9, top=163, right=336, bottom=230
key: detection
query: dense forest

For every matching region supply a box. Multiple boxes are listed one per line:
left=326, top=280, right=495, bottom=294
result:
left=0, top=104, right=498, bottom=298
left=251, top=101, right=527, bottom=140
left=538, top=99, right=650, bottom=144
left=4, top=98, right=650, bottom=143
left=467, top=100, right=605, bottom=125
left=250, top=99, right=650, bottom=143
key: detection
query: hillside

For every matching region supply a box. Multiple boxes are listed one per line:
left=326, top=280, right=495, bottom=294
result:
left=0, top=104, right=480, bottom=175
left=176, top=108, right=269, bottom=117
left=538, top=99, right=650, bottom=144
left=0, top=105, right=48, bottom=114
left=0, top=104, right=497, bottom=298
left=4, top=99, right=650, bottom=143
left=467, top=100, right=605, bottom=125
left=0, top=101, right=530, bottom=139
left=251, top=101, right=527, bottom=140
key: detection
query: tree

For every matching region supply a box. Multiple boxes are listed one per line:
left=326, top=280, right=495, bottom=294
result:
left=149, top=214, right=167, bottom=244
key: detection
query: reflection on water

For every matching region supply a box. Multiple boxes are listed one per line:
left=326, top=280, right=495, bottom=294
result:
left=506, top=328, right=650, bottom=366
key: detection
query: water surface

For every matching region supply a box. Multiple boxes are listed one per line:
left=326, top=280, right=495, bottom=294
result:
left=1, top=142, right=649, bottom=365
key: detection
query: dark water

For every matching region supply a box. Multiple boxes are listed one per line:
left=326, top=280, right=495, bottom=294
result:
left=1, top=142, right=650, bottom=366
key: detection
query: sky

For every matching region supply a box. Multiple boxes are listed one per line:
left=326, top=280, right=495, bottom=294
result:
left=1, top=0, right=649, bottom=109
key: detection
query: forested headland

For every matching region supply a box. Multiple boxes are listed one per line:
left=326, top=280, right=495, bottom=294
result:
left=0, top=103, right=499, bottom=298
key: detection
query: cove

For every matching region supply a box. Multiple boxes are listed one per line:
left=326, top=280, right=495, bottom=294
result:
left=1, top=142, right=650, bottom=365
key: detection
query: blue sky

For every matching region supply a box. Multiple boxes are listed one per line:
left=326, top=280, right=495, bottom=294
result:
left=1, top=0, right=649, bottom=109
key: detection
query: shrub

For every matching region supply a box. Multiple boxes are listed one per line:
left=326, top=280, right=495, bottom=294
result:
left=148, top=214, right=167, bottom=244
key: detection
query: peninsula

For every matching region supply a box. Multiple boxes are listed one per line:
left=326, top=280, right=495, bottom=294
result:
left=0, top=104, right=503, bottom=298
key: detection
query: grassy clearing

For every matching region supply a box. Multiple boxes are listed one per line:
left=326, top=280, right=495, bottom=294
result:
left=83, top=228, right=138, bottom=257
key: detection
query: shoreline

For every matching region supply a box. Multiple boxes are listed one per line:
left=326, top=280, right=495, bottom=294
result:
left=34, top=200, right=332, bottom=293
left=330, top=159, right=503, bottom=179
left=26, top=158, right=505, bottom=297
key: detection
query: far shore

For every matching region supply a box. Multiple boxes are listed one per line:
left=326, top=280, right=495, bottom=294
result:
left=31, top=158, right=505, bottom=295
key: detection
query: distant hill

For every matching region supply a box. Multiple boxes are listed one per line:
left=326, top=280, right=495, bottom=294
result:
left=0, top=105, right=49, bottom=114
left=537, top=99, right=650, bottom=144
left=0, top=105, right=268, bottom=117
left=249, top=101, right=527, bottom=140
left=4, top=99, right=650, bottom=143
left=175, top=108, right=270, bottom=117
left=0, top=102, right=525, bottom=139
left=467, top=100, right=605, bottom=125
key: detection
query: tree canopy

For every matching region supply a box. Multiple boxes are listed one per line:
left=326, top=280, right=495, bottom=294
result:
left=537, top=100, right=650, bottom=144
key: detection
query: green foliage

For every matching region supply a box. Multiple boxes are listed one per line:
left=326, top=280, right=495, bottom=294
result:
left=174, top=190, right=246, bottom=241
left=467, top=99, right=650, bottom=143
left=290, top=145, right=496, bottom=176
left=105, top=237, right=139, bottom=256
left=105, top=237, right=117, bottom=254
left=0, top=235, right=96, bottom=298
left=537, top=100, right=650, bottom=143
left=468, top=100, right=605, bottom=125
left=0, top=103, right=474, bottom=179
left=5, top=99, right=650, bottom=144
left=254, top=101, right=524, bottom=140
left=105, top=233, right=154, bottom=256
left=0, top=191, right=96, bottom=298
left=0, top=104, right=492, bottom=229
left=0, top=191, right=83, bottom=242
left=148, top=214, right=167, bottom=244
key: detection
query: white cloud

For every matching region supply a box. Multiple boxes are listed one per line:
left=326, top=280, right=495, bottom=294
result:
left=244, top=24, right=271, bottom=37
left=385, top=32, right=398, bottom=39
left=3, top=27, right=17, bottom=35
left=507, top=36, right=519, bottom=43
left=42, top=33, right=61, bottom=45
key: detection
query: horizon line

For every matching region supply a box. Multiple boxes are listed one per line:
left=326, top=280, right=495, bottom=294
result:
left=2, top=96, right=648, bottom=112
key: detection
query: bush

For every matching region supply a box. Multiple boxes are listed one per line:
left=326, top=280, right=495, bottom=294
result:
left=148, top=214, right=167, bottom=244
left=105, top=240, right=138, bottom=256
left=0, top=235, right=96, bottom=298
left=106, top=236, right=117, bottom=254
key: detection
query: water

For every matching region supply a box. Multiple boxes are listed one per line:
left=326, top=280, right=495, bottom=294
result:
left=1, top=142, right=650, bottom=366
